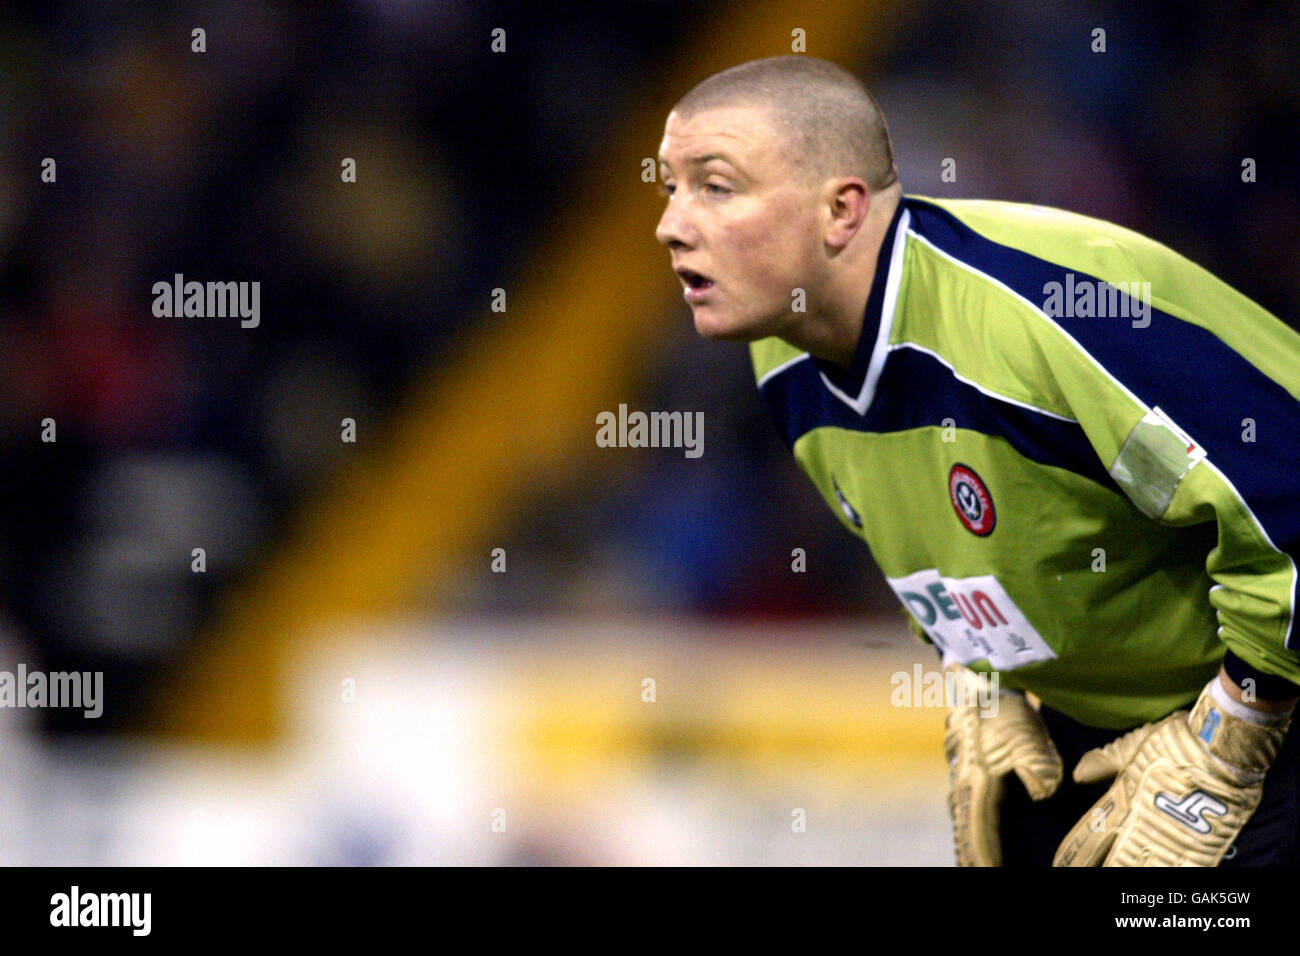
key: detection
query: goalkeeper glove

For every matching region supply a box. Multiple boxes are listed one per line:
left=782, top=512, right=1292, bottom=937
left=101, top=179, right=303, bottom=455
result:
left=943, top=662, right=1063, bottom=866
left=1054, top=675, right=1292, bottom=867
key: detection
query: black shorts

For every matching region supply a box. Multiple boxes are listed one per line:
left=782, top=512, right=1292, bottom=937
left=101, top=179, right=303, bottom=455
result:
left=997, top=704, right=1300, bottom=866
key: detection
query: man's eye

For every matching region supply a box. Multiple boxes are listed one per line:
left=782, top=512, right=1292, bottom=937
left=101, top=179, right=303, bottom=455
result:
left=704, top=183, right=731, bottom=196
left=657, top=183, right=675, bottom=197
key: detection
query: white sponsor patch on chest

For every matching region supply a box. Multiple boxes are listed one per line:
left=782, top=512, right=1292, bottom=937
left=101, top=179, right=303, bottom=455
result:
left=886, top=569, right=1056, bottom=670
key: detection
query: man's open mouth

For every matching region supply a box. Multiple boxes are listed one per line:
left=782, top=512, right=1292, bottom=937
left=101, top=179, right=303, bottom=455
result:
left=676, top=268, right=715, bottom=292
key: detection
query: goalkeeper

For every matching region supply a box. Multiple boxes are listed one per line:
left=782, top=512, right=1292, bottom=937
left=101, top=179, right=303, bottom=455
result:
left=654, top=56, right=1300, bottom=866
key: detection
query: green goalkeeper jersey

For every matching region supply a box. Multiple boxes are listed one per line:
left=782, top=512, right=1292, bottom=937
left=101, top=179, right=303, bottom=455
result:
left=751, top=195, right=1300, bottom=728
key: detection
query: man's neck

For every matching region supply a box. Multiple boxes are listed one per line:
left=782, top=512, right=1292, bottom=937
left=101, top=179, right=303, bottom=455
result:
left=782, top=186, right=901, bottom=368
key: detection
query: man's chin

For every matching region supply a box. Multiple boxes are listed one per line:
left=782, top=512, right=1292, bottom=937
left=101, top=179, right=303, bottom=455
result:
left=692, top=308, right=769, bottom=342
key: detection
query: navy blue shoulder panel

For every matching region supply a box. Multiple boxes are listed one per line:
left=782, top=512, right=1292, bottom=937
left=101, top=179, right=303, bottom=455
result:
left=758, top=348, right=1118, bottom=491
left=905, top=198, right=1300, bottom=566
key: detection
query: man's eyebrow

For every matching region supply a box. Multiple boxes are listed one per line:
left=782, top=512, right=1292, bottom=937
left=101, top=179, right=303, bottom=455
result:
left=658, top=153, right=742, bottom=171
left=684, top=153, right=739, bottom=167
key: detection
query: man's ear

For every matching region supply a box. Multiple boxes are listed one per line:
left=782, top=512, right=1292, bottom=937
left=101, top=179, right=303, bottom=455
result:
left=824, top=178, right=870, bottom=251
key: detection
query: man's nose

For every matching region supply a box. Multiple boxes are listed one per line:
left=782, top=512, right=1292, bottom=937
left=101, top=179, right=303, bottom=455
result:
left=655, top=196, right=693, bottom=249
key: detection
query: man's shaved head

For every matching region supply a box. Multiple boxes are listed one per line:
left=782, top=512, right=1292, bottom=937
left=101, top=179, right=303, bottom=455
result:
left=672, top=55, right=898, bottom=192
left=656, top=55, right=903, bottom=358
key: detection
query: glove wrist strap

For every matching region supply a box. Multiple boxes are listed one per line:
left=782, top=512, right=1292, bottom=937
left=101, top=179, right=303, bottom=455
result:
left=1206, top=675, right=1293, bottom=727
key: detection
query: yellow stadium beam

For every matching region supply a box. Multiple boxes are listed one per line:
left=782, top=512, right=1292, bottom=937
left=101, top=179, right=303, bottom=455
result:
left=155, top=0, right=902, bottom=743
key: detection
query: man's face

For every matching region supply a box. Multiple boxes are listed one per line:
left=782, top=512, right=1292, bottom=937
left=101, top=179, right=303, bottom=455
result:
left=655, top=105, right=824, bottom=341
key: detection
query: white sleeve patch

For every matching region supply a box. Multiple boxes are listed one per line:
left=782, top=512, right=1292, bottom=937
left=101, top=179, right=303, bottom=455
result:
left=1109, top=406, right=1205, bottom=520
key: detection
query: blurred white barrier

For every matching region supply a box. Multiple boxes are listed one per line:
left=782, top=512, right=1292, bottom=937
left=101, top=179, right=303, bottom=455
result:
left=1, top=617, right=952, bottom=865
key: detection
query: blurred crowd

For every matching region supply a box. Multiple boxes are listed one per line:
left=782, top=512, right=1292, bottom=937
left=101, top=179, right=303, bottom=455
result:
left=0, top=0, right=1296, bottom=733
left=0, top=0, right=704, bottom=730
